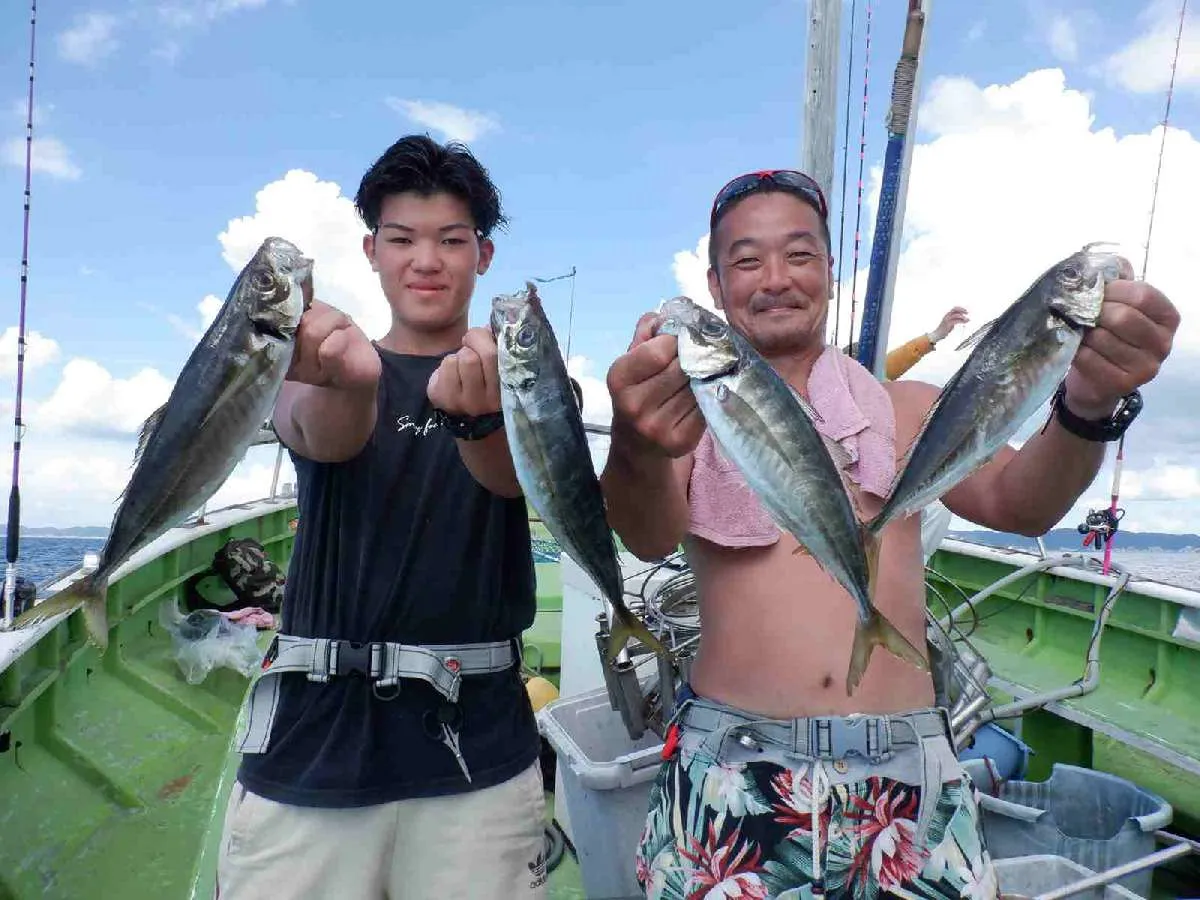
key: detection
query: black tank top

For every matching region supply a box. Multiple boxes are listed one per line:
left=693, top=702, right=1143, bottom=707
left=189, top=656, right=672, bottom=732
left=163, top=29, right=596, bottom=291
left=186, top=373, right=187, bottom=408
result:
left=237, top=346, right=540, bottom=807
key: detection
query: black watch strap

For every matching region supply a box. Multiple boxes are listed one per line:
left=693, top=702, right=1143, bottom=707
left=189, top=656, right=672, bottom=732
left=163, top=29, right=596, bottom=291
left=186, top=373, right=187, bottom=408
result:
left=433, top=408, right=505, bottom=441
left=1051, top=382, right=1143, bottom=442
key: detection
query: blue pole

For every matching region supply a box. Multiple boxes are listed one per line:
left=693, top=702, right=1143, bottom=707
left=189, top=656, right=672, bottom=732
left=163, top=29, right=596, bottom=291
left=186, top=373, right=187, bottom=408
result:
left=854, top=133, right=904, bottom=372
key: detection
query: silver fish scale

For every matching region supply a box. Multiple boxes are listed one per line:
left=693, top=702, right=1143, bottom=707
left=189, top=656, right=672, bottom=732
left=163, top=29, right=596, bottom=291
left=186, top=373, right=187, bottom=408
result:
left=691, top=335, right=874, bottom=620
left=873, top=278, right=1097, bottom=533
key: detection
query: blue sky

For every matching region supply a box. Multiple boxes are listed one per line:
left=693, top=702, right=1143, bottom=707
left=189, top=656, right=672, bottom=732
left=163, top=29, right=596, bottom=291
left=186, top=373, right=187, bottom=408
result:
left=1, top=0, right=1198, bottom=532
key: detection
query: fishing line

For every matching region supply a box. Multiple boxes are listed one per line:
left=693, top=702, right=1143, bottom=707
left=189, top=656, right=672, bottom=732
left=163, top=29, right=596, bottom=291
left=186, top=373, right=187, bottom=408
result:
left=833, top=0, right=860, bottom=346
left=531, top=266, right=578, bottom=360
left=847, top=0, right=873, bottom=348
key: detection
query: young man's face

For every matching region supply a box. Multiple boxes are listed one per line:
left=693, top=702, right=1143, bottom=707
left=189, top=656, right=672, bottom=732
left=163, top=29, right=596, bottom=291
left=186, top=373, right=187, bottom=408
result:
left=363, top=191, right=494, bottom=335
left=706, top=191, right=833, bottom=357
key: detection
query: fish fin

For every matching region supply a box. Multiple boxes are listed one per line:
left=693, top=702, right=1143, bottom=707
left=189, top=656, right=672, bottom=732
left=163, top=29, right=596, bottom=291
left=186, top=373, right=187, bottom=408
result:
left=132, top=402, right=169, bottom=467
left=789, top=387, right=825, bottom=424
left=604, top=607, right=669, bottom=663
left=10, top=575, right=109, bottom=651
left=846, top=610, right=930, bottom=695
left=861, top=524, right=881, bottom=602
left=954, top=317, right=1000, bottom=353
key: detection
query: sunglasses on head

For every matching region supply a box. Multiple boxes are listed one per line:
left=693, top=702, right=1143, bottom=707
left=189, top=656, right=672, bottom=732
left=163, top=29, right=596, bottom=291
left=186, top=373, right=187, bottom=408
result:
left=709, top=169, right=829, bottom=229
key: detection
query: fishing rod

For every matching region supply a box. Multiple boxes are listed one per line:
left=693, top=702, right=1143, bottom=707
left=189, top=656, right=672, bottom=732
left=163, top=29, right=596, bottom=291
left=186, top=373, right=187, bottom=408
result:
left=1084, top=0, right=1189, bottom=577
left=3, top=0, right=37, bottom=631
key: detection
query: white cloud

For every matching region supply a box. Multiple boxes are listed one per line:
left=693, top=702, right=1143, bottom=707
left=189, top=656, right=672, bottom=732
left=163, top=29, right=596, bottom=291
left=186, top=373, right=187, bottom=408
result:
left=165, top=293, right=225, bottom=341
left=671, top=235, right=719, bottom=312
left=35, top=358, right=172, bottom=438
left=6, top=436, right=290, bottom=529
left=5, top=355, right=288, bottom=527
left=1046, top=14, right=1079, bottom=62
left=156, top=0, right=273, bottom=29
left=567, top=355, right=613, bottom=473
left=1104, top=0, right=1200, bottom=94
left=1, top=137, right=82, bottom=180
left=217, top=169, right=390, bottom=338
left=0, top=328, right=60, bottom=378
left=385, top=99, right=500, bottom=144
left=672, top=66, right=1200, bottom=533
left=57, top=12, right=120, bottom=65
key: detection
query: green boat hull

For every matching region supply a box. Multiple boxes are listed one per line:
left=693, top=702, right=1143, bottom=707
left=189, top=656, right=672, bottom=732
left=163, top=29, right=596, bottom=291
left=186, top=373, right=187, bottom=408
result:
left=1, top=506, right=1197, bottom=898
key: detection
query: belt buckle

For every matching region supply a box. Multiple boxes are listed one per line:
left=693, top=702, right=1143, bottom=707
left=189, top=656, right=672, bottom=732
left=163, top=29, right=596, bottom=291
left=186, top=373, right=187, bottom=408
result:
left=333, top=641, right=378, bottom=678
left=809, top=716, right=887, bottom=762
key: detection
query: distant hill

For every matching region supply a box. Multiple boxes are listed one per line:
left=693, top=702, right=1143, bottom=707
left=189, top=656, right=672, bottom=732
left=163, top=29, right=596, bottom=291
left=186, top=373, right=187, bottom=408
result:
left=948, top=529, right=1200, bottom=552
left=1, top=526, right=108, bottom=538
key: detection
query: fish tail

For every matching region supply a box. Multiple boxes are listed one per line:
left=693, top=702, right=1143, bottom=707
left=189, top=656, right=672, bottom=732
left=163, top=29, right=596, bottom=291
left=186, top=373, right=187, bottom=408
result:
left=10, top=575, right=110, bottom=652
left=604, top=606, right=669, bottom=664
left=845, top=610, right=929, bottom=695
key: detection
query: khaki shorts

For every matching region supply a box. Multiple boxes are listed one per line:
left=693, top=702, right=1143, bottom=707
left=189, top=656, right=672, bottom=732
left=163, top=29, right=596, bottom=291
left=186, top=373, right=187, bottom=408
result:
left=216, top=762, right=547, bottom=900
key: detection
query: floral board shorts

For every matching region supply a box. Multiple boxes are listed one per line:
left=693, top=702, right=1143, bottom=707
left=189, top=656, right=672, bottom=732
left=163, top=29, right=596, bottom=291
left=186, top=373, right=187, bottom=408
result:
left=635, top=687, right=999, bottom=900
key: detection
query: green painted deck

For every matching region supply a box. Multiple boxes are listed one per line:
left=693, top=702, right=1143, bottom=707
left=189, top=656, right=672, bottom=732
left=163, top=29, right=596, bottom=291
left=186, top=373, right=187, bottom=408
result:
left=0, top=505, right=297, bottom=900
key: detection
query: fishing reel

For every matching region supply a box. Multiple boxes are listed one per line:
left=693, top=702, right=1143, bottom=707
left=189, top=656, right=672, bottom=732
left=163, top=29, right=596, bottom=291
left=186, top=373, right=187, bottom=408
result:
left=1077, top=507, right=1124, bottom=550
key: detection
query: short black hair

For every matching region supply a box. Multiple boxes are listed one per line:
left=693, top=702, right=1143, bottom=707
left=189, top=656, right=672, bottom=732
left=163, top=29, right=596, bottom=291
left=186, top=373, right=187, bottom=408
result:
left=354, top=134, right=508, bottom=238
left=707, top=184, right=832, bottom=269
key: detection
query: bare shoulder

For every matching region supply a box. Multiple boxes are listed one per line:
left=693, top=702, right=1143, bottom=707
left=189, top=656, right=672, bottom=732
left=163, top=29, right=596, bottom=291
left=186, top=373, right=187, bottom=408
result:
left=882, top=379, right=939, bottom=446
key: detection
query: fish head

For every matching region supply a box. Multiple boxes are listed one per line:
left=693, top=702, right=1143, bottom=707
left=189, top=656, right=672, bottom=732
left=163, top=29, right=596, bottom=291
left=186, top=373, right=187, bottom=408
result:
left=491, top=281, right=556, bottom=389
left=242, top=237, right=313, bottom=341
left=656, top=296, right=739, bottom=380
left=1043, top=243, right=1127, bottom=329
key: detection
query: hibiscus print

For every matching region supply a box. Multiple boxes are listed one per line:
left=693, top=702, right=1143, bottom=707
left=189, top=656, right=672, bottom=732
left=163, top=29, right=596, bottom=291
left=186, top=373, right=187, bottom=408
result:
left=703, top=761, right=773, bottom=817
left=770, top=768, right=830, bottom=841
left=842, top=778, right=927, bottom=895
left=679, top=820, right=769, bottom=899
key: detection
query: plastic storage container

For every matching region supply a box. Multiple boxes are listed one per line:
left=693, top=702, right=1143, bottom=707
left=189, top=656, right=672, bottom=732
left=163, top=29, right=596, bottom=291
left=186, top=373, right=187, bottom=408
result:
left=538, top=685, right=666, bottom=900
left=959, top=722, right=1033, bottom=781
left=994, top=854, right=1141, bottom=899
left=979, top=764, right=1172, bottom=898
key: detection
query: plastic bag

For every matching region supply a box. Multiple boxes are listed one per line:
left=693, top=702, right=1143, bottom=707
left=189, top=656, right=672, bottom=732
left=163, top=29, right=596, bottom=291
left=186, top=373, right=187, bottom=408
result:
left=159, top=601, right=263, bottom=685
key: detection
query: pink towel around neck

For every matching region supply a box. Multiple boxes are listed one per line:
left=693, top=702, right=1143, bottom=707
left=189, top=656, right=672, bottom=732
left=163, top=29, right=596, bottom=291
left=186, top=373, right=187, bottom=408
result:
left=687, top=346, right=897, bottom=548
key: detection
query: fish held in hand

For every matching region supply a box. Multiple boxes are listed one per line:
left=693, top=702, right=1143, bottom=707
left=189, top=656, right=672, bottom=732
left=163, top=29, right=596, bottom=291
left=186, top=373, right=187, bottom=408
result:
left=868, top=243, right=1125, bottom=536
left=13, top=237, right=312, bottom=647
left=492, top=281, right=668, bottom=665
left=658, top=296, right=927, bottom=693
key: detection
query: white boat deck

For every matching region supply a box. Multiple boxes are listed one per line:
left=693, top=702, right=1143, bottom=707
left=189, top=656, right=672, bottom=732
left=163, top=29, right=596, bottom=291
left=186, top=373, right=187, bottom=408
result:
left=0, top=495, right=297, bottom=676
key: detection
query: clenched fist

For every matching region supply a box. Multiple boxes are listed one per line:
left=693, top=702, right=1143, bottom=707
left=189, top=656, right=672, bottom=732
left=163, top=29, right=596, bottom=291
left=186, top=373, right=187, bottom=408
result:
left=427, top=327, right=502, bottom=416
left=286, top=300, right=381, bottom=394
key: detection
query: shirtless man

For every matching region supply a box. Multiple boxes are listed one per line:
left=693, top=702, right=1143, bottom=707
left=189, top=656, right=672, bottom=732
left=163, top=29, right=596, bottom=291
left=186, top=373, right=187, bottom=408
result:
left=600, top=170, right=1179, bottom=899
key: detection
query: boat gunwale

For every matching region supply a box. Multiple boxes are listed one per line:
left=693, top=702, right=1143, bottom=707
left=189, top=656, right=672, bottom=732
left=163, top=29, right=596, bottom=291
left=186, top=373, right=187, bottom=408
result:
left=940, top=536, right=1200, bottom=610
left=0, top=494, right=299, bottom=675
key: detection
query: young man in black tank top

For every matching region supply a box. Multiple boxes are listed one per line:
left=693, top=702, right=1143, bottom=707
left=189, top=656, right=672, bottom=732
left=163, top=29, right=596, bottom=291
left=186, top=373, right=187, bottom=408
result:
left=216, top=135, right=547, bottom=899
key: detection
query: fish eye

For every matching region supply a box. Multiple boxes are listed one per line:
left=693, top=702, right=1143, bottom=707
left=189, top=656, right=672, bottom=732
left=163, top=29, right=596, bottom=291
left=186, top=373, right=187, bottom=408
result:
left=516, top=323, right=537, bottom=348
left=699, top=318, right=726, bottom=338
left=252, top=270, right=276, bottom=293
left=1059, top=264, right=1081, bottom=283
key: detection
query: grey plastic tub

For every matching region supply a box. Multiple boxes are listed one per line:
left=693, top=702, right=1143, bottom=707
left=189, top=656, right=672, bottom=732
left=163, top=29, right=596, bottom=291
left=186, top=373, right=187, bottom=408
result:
left=538, top=686, right=665, bottom=900
left=979, top=764, right=1172, bottom=898
left=994, top=854, right=1141, bottom=899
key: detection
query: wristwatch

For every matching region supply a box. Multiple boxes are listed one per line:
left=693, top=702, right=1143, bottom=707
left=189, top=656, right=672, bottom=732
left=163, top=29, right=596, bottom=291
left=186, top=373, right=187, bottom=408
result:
left=433, top=408, right=506, bottom=441
left=1051, top=382, right=1143, bottom=442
